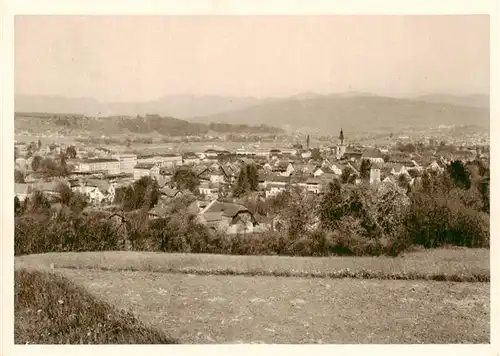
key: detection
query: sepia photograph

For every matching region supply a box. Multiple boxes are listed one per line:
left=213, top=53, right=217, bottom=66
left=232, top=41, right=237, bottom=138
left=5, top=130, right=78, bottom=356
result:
left=10, top=13, right=490, bottom=345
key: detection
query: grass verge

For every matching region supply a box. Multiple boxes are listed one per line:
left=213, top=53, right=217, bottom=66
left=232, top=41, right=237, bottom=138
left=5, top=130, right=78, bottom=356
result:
left=14, top=269, right=177, bottom=344
left=15, top=248, right=490, bottom=282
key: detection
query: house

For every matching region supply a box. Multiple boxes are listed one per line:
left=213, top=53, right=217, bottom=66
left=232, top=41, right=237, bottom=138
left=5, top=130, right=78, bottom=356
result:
left=72, top=184, right=106, bottom=204
left=301, top=150, right=312, bottom=159
left=361, top=149, right=385, bottom=164
left=262, top=162, right=273, bottom=172
left=85, top=180, right=116, bottom=203
left=265, top=183, right=288, bottom=198
left=297, top=179, right=322, bottom=194
left=427, top=160, right=446, bottom=173
left=157, top=153, right=183, bottom=167
left=133, top=163, right=160, bottom=181
left=196, top=200, right=258, bottom=234
left=272, top=161, right=294, bottom=177
left=294, top=164, right=316, bottom=176
left=330, top=163, right=345, bottom=176
left=390, top=164, right=409, bottom=176
left=159, top=186, right=183, bottom=199
left=312, top=167, right=324, bottom=177
left=343, top=150, right=363, bottom=162
left=199, top=182, right=219, bottom=199
left=182, top=152, right=200, bottom=165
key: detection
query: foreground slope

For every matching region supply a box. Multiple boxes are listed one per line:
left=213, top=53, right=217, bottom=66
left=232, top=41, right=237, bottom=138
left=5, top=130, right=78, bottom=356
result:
left=14, top=269, right=177, bottom=344
left=55, top=268, right=490, bottom=343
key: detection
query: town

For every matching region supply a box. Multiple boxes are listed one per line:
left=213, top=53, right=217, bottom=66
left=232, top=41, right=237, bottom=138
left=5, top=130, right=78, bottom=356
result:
left=13, top=127, right=489, bottom=237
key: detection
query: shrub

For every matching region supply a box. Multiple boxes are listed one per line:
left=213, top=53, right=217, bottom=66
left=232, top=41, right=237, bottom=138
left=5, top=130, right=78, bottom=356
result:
left=405, top=190, right=489, bottom=248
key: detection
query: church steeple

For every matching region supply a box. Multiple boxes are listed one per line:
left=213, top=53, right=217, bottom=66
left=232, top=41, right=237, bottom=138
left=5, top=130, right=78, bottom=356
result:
left=339, top=128, right=344, bottom=146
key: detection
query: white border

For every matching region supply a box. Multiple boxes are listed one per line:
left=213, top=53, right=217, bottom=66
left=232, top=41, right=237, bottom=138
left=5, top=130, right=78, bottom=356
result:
left=1, top=1, right=498, bottom=356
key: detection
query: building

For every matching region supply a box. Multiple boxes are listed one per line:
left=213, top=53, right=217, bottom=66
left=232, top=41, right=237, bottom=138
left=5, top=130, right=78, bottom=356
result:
left=335, top=128, right=347, bottom=159
left=272, top=162, right=295, bottom=177
left=265, top=183, right=288, bottom=198
left=197, top=199, right=257, bottom=235
left=112, top=154, right=138, bottom=174
left=199, top=182, right=219, bottom=199
left=182, top=152, right=200, bottom=165
left=133, top=163, right=160, bottom=181
left=76, top=158, right=120, bottom=175
left=137, top=154, right=182, bottom=168
left=361, top=149, right=385, bottom=164
left=369, top=165, right=381, bottom=185
left=72, top=180, right=116, bottom=205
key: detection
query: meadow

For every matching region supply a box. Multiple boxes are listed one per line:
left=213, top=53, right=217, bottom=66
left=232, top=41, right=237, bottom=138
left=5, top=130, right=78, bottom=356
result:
left=15, top=248, right=490, bottom=282
left=14, top=248, right=490, bottom=343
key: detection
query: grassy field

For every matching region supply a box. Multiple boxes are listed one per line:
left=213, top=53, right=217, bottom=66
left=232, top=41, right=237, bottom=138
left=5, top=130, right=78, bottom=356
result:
left=52, top=268, right=490, bottom=344
left=15, top=248, right=490, bottom=282
left=14, top=249, right=490, bottom=343
left=14, top=269, right=177, bottom=344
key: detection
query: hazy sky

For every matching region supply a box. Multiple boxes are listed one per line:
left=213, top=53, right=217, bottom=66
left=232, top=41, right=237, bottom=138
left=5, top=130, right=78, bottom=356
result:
left=15, top=15, right=489, bottom=102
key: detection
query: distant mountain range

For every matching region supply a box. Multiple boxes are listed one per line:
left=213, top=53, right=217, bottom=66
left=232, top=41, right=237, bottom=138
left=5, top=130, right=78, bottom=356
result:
left=15, top=93, right=489, bottom=134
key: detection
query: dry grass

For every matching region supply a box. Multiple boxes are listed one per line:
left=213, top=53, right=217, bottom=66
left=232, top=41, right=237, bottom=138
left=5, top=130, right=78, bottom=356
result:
left=14, top=269, right=177, bottom=344
left=15, top=248, right=490, bottom=282
left=55, top=268, right=490, bottom=344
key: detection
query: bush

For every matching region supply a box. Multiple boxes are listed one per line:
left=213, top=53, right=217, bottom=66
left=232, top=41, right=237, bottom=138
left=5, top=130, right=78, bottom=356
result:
left=405, top=190, right=489, bottom=248
left=15, top=212, right=122, bottom=256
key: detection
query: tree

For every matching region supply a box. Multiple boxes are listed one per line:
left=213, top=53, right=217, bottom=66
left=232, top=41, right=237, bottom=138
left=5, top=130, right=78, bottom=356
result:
left=245, top=164, right=259, bottom=191
left=58, top=152, right=69, bottom=175
left=56, top=182, right=73, bottom=205
left=319, top=179, right=344, bottom=230
left=31, top=155, right=42, bottom=172
left=172, top=168, right=200, bottom=193
left=14, top=147, right=19, bottom=161
left=14, top=196, right=21, bottom=217
left=118, top=176, right=160, bottom=211
left=341, top=166, right=354, bottom=184
left=233, top=166, right=250, bottom=197
left=125, top=138, right=132, bottom=148
left=447, top=160, right=471, bottom=190
left=27, top=190, right=51, bottom=214
left=66, top=146, right=77, bottom=159
left=360, top=159, right=372, bottom=179
left=311, top=148, right=322, bottom=161
left=14, top=170, right=25, bottom=183
left=397, top=173, right=411, bottom=191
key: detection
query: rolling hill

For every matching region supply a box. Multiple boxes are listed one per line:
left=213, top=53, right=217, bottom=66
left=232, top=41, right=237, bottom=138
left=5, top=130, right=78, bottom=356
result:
left=411, top=94, right=489, bottom=109
left=14, top=113, right=284, bottom=137
left=15, top=93, right=490, bottom=135
left=188, top=95, right=490, bottom=133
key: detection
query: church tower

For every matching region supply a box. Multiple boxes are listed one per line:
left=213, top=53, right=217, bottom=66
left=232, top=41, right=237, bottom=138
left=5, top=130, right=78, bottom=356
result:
left=335, top=128, right=346, bottom=159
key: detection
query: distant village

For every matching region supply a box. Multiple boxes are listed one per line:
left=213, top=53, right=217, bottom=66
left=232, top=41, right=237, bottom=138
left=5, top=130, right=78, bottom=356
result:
left=14, top=129, right=489, bottom=236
